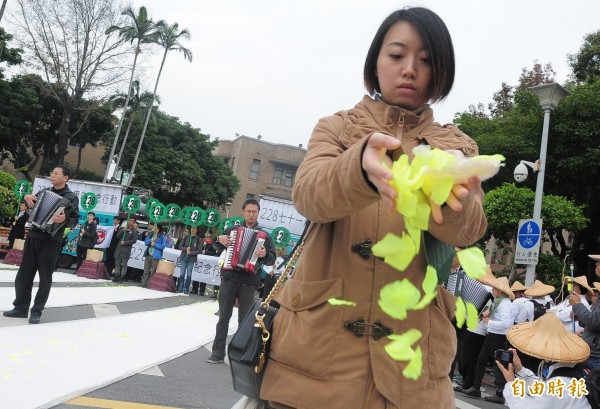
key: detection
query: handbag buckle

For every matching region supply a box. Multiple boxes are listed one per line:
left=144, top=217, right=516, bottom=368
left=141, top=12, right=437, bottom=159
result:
left=344, top=317, right=392, bottom=341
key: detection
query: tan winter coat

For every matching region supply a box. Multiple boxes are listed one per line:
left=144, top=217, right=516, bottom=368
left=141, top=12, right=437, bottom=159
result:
left=261, top=96, right=487, bottom=409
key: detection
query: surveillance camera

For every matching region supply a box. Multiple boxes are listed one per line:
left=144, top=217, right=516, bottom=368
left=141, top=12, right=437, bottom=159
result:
left=514, top=163, right=528, bottom=182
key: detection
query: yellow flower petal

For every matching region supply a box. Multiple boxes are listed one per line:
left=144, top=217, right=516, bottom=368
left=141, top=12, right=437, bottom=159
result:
left=457, top=247, right=487, bottom=279
left=372, top=233, right=416, bottom=272
left=327, top=298, right=357, bottom=307
left=414, top=290, right=437, bottom=310
left=379, top=279, right=421, bottom=320
left=422, top=265, right=438, bottom=294
left=466, top=302, right=480, bottom=329
left=403, top=346, right=423, bottom=380
left=455, top=297, right=466, bottom=328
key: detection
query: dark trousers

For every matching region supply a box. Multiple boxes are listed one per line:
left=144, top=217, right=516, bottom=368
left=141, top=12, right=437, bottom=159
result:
left=104, top=247, right=116, bottom=275
left=473, top=332, right=508, bottom=394
left=460, top=331, right=486, bottom=389
left=191, top=281, right=207, bottom=295
left=211, top=278, right=257, bottom=359
left=76, top=245, right=90, bottom=270
left=13, top=237, right=62, bottom=316
left=262, top=274, right=277, bottom=301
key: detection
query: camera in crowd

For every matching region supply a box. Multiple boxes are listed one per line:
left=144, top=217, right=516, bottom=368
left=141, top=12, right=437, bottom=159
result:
left=495, top=349, right=513, bottom=366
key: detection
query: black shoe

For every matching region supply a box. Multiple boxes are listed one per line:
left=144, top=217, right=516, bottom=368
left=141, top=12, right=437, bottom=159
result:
left=206, top=355, right=224, bottom=364
left=29, top=315, right=41, bottom=324
left=3, top=309, right=28, bottom=318
left=453, top=385, right=464, bottom=392
left=484, top=395, right=505, bottom=404
left=462, top=387, right=481, bottom=398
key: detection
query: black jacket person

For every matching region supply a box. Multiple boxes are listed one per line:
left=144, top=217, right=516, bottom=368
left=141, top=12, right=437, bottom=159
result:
left=206, top=198, right=276, bottom=364
left=3, top=165, right=80, bottom=324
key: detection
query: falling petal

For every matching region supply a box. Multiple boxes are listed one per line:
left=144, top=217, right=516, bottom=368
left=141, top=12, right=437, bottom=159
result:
left=373, top=232, right=416, bottom=272
left=422, top=266, right=438, bottom=294
left=414, top=290, right=438, bottom=310
left=328, top=298, right=357, bottom=307
left=457, top=247, right=487, bottom=279
left=466, top=302, right=480, bottom=329
left=403, top=346, right=423, bottom=380
left=379, top=279, right=421, bottom=320
left=455, top=297, right=466, bottom=328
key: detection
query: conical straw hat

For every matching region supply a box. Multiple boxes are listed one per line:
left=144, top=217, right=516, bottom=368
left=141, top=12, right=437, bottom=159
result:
left=593, top=282, right=600, bottom=293
left=488, top=276, right=515, bottom=300
left=562, top=275, right=594, bottom=294
left=507, top=312, right=590, bottom=363
left=524, top=280, right=555, bottom=297
left=588, top=254, right=600, bottom=261
left=510, top=281, right=528, bottom=292
left=476, top=265, right=495, bottom=286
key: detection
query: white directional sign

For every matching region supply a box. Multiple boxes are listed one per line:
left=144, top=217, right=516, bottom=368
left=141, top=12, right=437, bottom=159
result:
left=515, top=218, right=543, bottom=265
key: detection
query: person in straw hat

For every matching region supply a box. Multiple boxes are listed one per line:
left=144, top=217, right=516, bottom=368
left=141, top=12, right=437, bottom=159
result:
left=497, top=312, right=592, bottom=408
left=463, top=276, right=515, bottom=404
left=589, top=254, right=600, bottom=280
left=570, top=282, right=600, bottom=369
left=551, top=275, right=593, bottom=333
left=511, top=281, right=530, bottom=325
left=524, top=279, right=556, bottom=323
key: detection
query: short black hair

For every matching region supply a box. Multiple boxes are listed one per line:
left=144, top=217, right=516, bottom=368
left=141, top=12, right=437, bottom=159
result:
left=88, top=211, right=96, bottom=217
left=363, top=7, right=455, bottom=103
left=113, top=216, right=120, bottom=221
left=149, top=221, right=155, bottom=226
left=242, top=198, right=260, bottom=211
left=54, top=164, right=72, bottom=179
left=94, top=217, right=99, bottom=224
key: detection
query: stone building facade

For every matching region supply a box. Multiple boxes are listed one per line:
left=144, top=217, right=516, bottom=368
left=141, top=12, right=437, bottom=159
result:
left=212, top=135, right=306, bottom=217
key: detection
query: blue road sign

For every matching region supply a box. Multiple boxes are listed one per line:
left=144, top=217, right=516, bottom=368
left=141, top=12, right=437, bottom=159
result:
left=518, top=220, right=541, bottom=249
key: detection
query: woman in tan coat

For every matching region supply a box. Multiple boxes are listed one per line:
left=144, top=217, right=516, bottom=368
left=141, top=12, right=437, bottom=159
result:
left=261, top=7, right=487, bottom=409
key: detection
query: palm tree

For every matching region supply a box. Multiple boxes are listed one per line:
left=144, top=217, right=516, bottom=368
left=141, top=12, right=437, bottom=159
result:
left=110, top=80, right=161, bottom=174
left=103, top=6, right=158, bottom=182
left=128, top=21, right=192, bottom=187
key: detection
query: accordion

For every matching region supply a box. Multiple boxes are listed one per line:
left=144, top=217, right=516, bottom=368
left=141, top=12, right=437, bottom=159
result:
left=222, top=227, right=268, bottom=273
left=28, top=189, right=71, bottom=237
left=444, top=270, right=492, bottom=313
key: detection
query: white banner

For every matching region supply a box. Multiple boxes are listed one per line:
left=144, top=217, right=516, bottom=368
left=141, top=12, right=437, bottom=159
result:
left=258, top=195, right=306, bottom=237
left=127, top=241, right=221, bottom=285
left=33, top=177, right=122, bottom=215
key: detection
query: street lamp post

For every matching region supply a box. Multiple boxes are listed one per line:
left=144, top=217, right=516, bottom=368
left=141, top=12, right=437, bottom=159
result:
left=225, top=202, right=232, bottom=218
left=524, top=83, right=571, bottom=285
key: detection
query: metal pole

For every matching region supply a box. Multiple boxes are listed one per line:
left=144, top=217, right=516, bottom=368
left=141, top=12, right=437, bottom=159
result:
left=524, top=108, right=551, bottom=286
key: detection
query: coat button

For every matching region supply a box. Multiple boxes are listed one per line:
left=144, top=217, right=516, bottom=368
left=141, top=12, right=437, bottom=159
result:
left=293, top=295, right=301, bottom=307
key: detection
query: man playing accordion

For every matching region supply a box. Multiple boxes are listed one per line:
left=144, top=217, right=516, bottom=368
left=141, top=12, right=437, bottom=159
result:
left=206, top=198, right=276, bottom=364
left=3, top=165, right=79, bottom=324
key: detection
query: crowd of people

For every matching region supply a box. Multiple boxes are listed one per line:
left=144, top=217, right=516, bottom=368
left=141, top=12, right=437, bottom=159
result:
left=452, top=252, right=600, bottom=406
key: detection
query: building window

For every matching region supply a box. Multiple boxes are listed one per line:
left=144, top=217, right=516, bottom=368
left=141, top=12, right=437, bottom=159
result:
left=249, top=159, right=260, bottom=180
left=273, top=164, right=297, bottom=187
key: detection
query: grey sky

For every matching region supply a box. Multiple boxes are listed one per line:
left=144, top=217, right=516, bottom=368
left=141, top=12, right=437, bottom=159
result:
left=9, top=0, right=600, bottom=148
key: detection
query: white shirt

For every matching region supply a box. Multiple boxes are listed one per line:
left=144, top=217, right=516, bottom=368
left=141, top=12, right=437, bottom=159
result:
left=550, top=297, right=591, bottom=333
left=513, top=296, right=532, bottom=323
left=486, top=297, right=514, bottom=335
left=504, top=364, right=592, bottom=409
left=524, top=297, right=555, bottom=322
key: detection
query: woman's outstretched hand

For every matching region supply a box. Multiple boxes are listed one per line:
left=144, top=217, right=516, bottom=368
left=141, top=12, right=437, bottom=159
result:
left=361, top=132, right=401, bottom=211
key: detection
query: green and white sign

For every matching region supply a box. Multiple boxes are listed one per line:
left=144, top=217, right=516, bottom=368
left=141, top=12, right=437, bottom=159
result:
left=14, top=180, right=31, bottom=198
left=80, top=192, right=98, bottom=211
left=219, top=218, right=232, bottom=233
left=165, top=203, right=181, bottom=222
left=231, top=216, right=244, bottom=227
left=182, top=206, right=205, bottom=227
left=122, top=194, right=141, bottom=214
left=204, top=208, right=221, bottom=227
left=148, top=201, right=167, bottom=223
left=270, top=227, right=291, bottom=247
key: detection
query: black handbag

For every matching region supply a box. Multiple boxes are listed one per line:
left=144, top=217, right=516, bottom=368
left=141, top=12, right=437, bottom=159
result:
left=227, top=223, right=310, bottom=400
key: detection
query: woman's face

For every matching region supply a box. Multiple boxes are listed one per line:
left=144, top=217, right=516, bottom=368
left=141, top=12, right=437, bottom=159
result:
left=376, top=21, right=432, bottom=110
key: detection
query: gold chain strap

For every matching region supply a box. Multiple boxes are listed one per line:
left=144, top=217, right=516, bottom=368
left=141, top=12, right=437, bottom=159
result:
left=254, top=240, right=305, bottom=373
